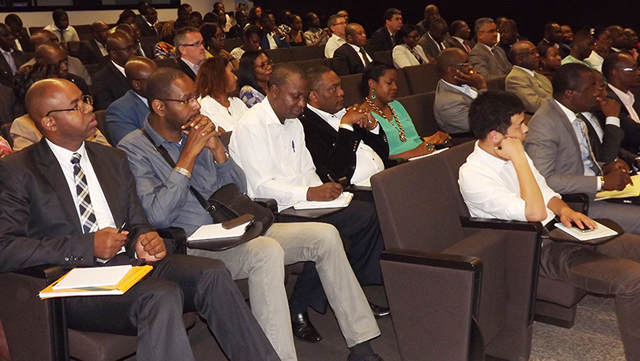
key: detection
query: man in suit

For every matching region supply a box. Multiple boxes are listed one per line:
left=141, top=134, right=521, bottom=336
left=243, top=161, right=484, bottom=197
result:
left=34, top=44, right=88, bottom=95
left=524, top=63, right=640, bottom=234
left=538, top=22, right=566, bottom=58
left=25, top=29, right=92, bottom=85
left=77, top=21, right=109, bottom=65
left=602, top=52, right=640, bottom=155
left=368, top=8, right=403, bottom=53
left=559, top=25, right=573, bottom=57
left=0, top=78, right=279, bottom=361
left=260, top=13, right=290, bottom=50
left=434, top=48, right=487, bottom=135
left=416, top=4, right=440, bottom=36
left=175, top=26, right=206, bottom=81
left=106, top=57, right=156, bottom=145
left=445, top=20, right=472, bottom=53
left=417, top=18, right=448, bottom=60
left=608, top=25, right=628, bottom=53
left=505, top=41, right=552, bottom=113
left=497, top=19, right=526, bottom=56
left=332, top=23, right=373, bottom=76
left=4, top=14, right=33, bottom=53
left=301, top=66, right=389, bottom=184
left=0, top=23, right=25, bottom=88
left=91, top=32, right=137, bottom=111
left=135, top=4, right=159, bottom=37
left=469, top=18, right=512, bottom=80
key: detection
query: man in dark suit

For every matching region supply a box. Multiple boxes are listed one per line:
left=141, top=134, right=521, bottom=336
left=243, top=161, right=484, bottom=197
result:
left=174, top=26, right=206, bottom=81
left=469, top=17, right=512, bottom=80
left=91, top=32, right=137, bottom=110
left=0, top=23, right=25, bottom=88
left=34, top=44, right=89, bottom=95
left=537, top=22, right=567, bottom=58
left=416, top=4, right=440, bottom=36
left=0, top=78, right=279, bottom=361
left=4, top=14, right=33, bottom=53
left=602, top=52, right=640, bottom=155
left=301, top=66, right=389, bottom=184
left=368, top=8, right=403, bottom=53
left=445, top=20, right=472, bottom=53
left=77, top=21, right=109, bottom=65
left=260, top=13, right=290, bottom=50
left=332, top=23, right=373, bottom=76
left=417, top=18, right=448, bottom=60
left=135, top=4, right=159, bottom=37
left=0, top=83, right=16, bottom=125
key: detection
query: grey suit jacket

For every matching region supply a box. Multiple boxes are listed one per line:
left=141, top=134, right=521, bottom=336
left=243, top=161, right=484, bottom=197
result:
left=433, top=79, right=484, bottom=134
left=444, top=37, right=470, bottom=53
left=505, top=66, right=553, bottom=113
left=417, top=33, right=445, bottom=59
left=469, top=43, right=512, bottom=80
left=524, top=99, right=599, bottom=196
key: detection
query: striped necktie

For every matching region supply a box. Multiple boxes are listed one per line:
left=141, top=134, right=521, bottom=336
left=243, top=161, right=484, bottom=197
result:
left=71, top=153, right=99, bottom=234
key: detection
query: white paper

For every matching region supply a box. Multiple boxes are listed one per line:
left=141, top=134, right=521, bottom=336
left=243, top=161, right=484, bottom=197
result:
left=408, top=147, right=449, bottom=161
left=553, top=221, right=618, bottom=241
left=187, top=222, right=250, bottom=241
left=354, top=178, right=371, bottom=187
left=53, top=265, right=132, bottom=290
left=293, top=192, right=354, bottom=210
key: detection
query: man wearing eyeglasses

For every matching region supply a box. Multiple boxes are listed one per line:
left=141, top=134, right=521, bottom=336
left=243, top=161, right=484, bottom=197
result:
left=469, top=17, right=512, bottom=80
left=175, top=26, right=206, bottom=81
left=324, top=14, right=347, bottom=58
left=505, top=41, right=552, bottom=113
left=91, top=31, right=137, bottom=110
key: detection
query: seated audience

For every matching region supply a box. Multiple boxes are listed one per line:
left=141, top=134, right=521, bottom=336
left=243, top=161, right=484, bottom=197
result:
left=301, top=66, right=389, bottom=185
left=0, top=83, right=17, bottom=124
left=278, top=10, right=293, bottom=35
left=0, top=23, right=25, bottom=88
left=200, top=22, right=238, bottom=69
left=608, top=25, right=628, bottom=53
left=625, top=28, right=639, bottom=59
left=228, top=10, right=248, bottom=39
left=561, top=30, right=595, bottom=68
left=154, top=21, right=177, bottom=59
left=34, top=43, right=88, bottom=94
left=12, top=63, right=59, bottom=116
left=537, top=42, right=562, bottom=81
left=497, top=19, right=525, bottom=56
left=287, top=15, right=307, bottom=46
left=91, top=31, right=137, bottom=110
left=324, top=14, right=347, bottom=58
left=230, top=25, right=262, bottom=62
left=524, top=63, right=640, bottom=235
left=116, top=9, right=136, bottom=26
left=105, top=57, right=157, bottom=144
left=175, top=26, right=206, bottom=81
left=360, top=61, right=449, bottom=159
left=248, top=6, right=263, bottom=29
left=559, top=25, right=573, bottom=56
left=304, top=12, right=329, bottom=46
left=237, top=50, right=272, bottom=108
left=459, top=90, right=640, bottom=361
left=333, top=23, right=374, bottom=76
left=392, top=24, right=430, bottom=68
left=0, top=77, right=280, bottom=361
left=586, top=27, right=612, bottom=72
left=174, top=3, right=192, bottom=31
left=189, top=11, right=203, bottom=28
left=434, top=48, right=488, bottom=135
left=469, top=17, right=512, bottom=80
left=417, top=18, right=448, bottom=60
left=416, top=4, right=441, bottom=36
left=25, top=29, right=92, bottom=85
left=43, top=9, right=79, bottom=43
left=445, top=20, right=472, bottom=53
left=196, top=56, right=247, bottom=132
left=118, top=65, right=381, bottom=361
left=4, top=14, right=33, bottom=52
left=369, top=8, right=403, bottom=53
left=78, top=21, right=109, bottom=65
left=505, top=41, right=553, bottom=113
left=537, top=22, right=567, bottom=58
left=261, top=13, right=290, bottom=49
left=213, top=2, right=232, bottom=33
left=136, top=4, right=159, bottom=37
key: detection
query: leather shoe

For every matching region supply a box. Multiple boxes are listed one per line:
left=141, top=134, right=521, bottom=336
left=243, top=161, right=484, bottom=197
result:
left=369, top=302, right=390, bottom=318
left=347, top=353, right=384, bottom=361
left=291, top=312, right=322, bottom=343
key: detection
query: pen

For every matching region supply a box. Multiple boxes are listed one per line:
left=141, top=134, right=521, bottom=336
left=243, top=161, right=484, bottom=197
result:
left=118, top=222, right=127, bottom=233
left=292, top=140, right=295, bottom=153
left=327, top=174, right=336, bottom=183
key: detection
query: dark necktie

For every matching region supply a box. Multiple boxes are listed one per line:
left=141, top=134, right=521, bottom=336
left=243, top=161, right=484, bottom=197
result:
left=71, top=153, right=99, bottom=234
left=360, top=48, right=371, bottom=66
left=463, top=41, right=471, bottom=53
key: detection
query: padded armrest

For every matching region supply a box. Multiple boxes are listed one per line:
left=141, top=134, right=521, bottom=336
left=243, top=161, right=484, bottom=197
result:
left=253, top=198, right=278, bottom=213
left=385, top=157, right=406, bottom=168
left=460, top=217, right=544, bottom=233
left=15, top=264, right=65, bottom=280
left=157, top=227, right=187, bottom=255
left=381, top=248, right=482, bottom=271
left=561, top=193, right=589, bottom=214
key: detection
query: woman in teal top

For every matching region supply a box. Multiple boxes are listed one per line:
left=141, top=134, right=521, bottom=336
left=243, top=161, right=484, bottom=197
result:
left=359, top=61, right=449, bottom=160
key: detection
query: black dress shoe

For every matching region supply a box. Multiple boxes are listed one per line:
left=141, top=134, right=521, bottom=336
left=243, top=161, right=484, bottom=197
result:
left=369, top=302, right=390, bottom=318
left=291, top=312, right=322, bottom=343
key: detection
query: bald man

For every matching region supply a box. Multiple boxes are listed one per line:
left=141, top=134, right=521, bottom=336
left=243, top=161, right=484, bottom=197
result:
left=332, top=23, right=374, bottom=75
left=77, top=21, right=109, bottom=65
left=0, top=77, right=278, bottom=361
left=35, top=43, right=88, bottom=94
left=91, top=32, right=137, bottom=110
left=416, top=4, right=440, bottom=36
left=505, top=41, right=552, bottom=113
left=106, top=57, right=157, bottom=144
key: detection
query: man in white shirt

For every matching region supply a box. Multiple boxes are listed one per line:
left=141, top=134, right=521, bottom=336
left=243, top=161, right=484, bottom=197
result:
left=175, top=27, right=206, bottom=81
left=324, top=14, right=347, bottom=58
left=460, top=90, right=640, bottom=361
left=43, top=9, right=80, bottom=44
left=505, top=41, right=553, bottom=113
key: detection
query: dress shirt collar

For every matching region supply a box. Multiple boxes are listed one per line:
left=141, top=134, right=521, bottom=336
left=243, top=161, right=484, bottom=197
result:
left=94, top=39, right=107, bottom=55
left=428, top=32, right=443, bottom=48
left=554, top=99, right=579, bottom=125
left=307, top=104, right=346, bottom=131
left=134, top=91, right=149, bottom=106
left=331, top=33, right=345, bottom=42
left=441, top=79, right=477, bottom=98
left=47, top=138, right=87, bottom=166
left=111, top=60, right=126, bottom=77
left=181, top=57, right=200, bottom=74
left=514, top=65, right=536, bottom=77
left=452, top=36, right=466, bottom=45
left=0, top=47, right=13, bottom=56
left=480, top=42, right=494, bottom=52
left=348, top=43, right=363, bottom=53
left=608, top=84, right=635, bottom=107
left=50, top=23, right=63, bottom=33
left=264, top=97, right=294, bottom=126
left=473, top=141, right=508, bottom=173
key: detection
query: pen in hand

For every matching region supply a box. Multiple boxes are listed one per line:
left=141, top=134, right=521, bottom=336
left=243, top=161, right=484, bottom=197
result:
left=117, top=222, right=127, bottom=233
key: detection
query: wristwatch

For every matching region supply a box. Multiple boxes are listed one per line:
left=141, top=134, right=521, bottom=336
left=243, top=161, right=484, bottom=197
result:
left=425, top=143, right=435, bottom=152
left=599, top=176, right=605, bottom=191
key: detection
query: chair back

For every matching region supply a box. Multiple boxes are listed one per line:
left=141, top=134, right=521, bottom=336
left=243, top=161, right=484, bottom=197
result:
left=394, top=68, right=411, bottom=98
left=223, top=38, right=243, bottom=52
left=397, top=92, right=441, bottom=138
left=402, top=63, right=440, bottom=94
left=291, top=45, right=324, bottom=61
left=266, top=48, right=294, bottom=64
left=373, top=50, right=393, bottom=66
left=67, top=41, right=82, bottom=58
left=340, top=73, right=365, bottom=107
left=486, top=76, right=506, bottom=91
left=93, top=110, right=114, bottom=146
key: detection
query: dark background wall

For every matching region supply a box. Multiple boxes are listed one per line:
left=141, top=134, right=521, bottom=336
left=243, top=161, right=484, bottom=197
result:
left=259, top=0, right=639, bottom=43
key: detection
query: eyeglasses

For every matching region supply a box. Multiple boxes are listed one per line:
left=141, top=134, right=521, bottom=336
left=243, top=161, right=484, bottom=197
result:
left=334, top=21, right=347, bottom=26
left=182, top=41, right=204, bottom=48
left=621, top=67, right=638, bottom=72
left=46, top=95, right=93, bottom=116
left=254, top=59, right=274, bottom=70
left=455, top=62, right=470, bottom=67
left=214, top=33, right=226, bottom=40
left=114, top=45, right=136, bottom=52
left=158, top=94, right=199, bottom=105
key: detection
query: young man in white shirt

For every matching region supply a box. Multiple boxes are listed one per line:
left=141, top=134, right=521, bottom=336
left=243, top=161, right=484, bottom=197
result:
left=459, top=90, right=640, bottom=361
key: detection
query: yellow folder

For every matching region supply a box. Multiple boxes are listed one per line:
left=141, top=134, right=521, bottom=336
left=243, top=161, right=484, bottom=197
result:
left=595, top=175, right=640, bottom=201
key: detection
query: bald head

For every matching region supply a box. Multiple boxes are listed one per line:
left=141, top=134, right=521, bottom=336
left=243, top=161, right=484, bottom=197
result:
left=437, top=48, right=469, bottom=84
left=26, top=78, right=70, bottom=127
left=29, top=29, right=59, bottom=48
left=34, top=44, right=69, bottom=76
left=107, top=31, right=136, bottom=66
left=345, top=23, right=367, bottom=47
left=91, top=21, right=109, bottom=44
left=125, top=57, right=158, bottom=96
left=509, top=41, right=539, bottom=70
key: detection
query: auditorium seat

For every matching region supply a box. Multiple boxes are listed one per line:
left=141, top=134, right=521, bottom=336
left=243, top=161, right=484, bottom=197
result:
left=28, top=26, right=44, bottom=36
left=394, top=68, right=411, bottom=98
left=397, top=92, right=442, bottom=138
left=84, top=64, right=100, bottom=77
left=288, top=58, right=325, bottom=72
left=94, top=110, right=114, bottom=146
left=67, top=41, right=82, bottom=58
left=223, top=38, right=243, bottom=53
left=486, top=76, right=506, bottom=91
left=401, top=63, right=440, bottom=94
left=373, top=50, right=393, bottom=66
left=291, top=45, right=324, bottom=61
left=339, top=73, right=365, bottom=107
left=266, top=48, right=294, bottom=64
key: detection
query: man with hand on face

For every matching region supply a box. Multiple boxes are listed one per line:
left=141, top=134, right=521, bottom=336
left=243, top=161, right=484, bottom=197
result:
left=469, top=17, right=512, bottom=80
left=460, top=90, right=640, bottom=361
left=35, top=43, right=89, bottom=94
left=505, top=41, right=553, bottom=113
left=333, top=23, right=374, bottom=76
left=0, top=78, right=279, bottom=361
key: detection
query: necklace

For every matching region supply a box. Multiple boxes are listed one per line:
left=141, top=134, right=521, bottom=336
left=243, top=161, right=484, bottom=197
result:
left=366, top=97, right=407, bottom=142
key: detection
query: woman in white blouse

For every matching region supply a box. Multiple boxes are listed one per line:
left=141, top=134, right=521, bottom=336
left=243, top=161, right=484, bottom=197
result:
left=392, top=24, right=430, bottom=68
left=195, top=56, right=248, bottom=132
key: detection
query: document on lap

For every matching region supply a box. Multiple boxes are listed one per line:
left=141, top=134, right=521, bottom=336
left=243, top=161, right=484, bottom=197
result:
left=293, top=192, right=354, bottom=210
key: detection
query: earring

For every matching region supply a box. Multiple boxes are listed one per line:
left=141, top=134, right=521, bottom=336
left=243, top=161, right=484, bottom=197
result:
left=370, top=88, right=376, bottom=100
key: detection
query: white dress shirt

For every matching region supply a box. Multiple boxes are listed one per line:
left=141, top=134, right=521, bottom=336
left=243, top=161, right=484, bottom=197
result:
left=230, top=98, right=322, bottom=210
left=428, top=32, right=445, bottom=52
left=324, top=34, right=346, bottom=58
left=392, top=44, right=429, bottom=68
left=307, top=105, right=385, bottom=185
left=586, top=50, right=604, bottom=72
left=95, top=39, right=108, bottom=56
left=459, top=141, right=560, bottom=225
left=198, top=96, right=248, bottom=132
left=441, top=79, right=478, bottom=99
left=609, top=84, right=640, bottom=123
left=43, top=23, right=80, bottom=43
left=112, top=60, right=126, bottom=77
left=452, top=36, right=471, bottom=52
left=181, top=57, right=200, bottom=75
left=0, top=48, right=17, bottom=74
left=348, top=43, right=373, bottom=66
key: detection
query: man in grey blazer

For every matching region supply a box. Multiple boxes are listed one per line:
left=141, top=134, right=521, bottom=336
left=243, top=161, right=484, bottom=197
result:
left=469, top=18, right=512, bottom=80
left=434, top=48, right=487, bottom=135
left=417, top=18, right=448, bottom=60
left=505, top=41, right=552, bottom=113
left=524, top=63, right=640, bottom=234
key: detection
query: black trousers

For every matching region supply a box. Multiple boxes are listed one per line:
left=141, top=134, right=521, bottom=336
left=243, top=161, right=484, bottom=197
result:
left=65, top=254, right=279, bottom=361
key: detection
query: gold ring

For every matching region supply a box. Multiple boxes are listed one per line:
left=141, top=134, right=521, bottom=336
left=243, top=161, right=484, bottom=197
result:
left=470, top=70, right=474, bottom=74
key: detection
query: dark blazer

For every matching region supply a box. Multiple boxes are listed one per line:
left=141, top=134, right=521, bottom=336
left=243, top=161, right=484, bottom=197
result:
left=368, top=27, right=399, bottom=53
left=0, top=140, right=152, bottom=272
left=417, top=33, right=446, bottom=59
left=260, top=32, right=291, bottom=50
left=77, top=39, right=105, bottom=65
left=585, top=111, right=637, bottom=166
left=0, top=84, right=17, bottom=125
left=445, top=37, right=471, bottom=53
left=136, top=16, right=158, bottom=37
left=606, top=86, right=640, bottom=155
left=90, top=60, right=131, bottom=111
left=332, top=43, right=373, bottom=76
left=300, top=106, right=390, bottom=183
left=16, top=28, right=34, bottom=53
left=177, top=58, right=197, bottom=81
left=0, top=49, right=25, bottom=88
